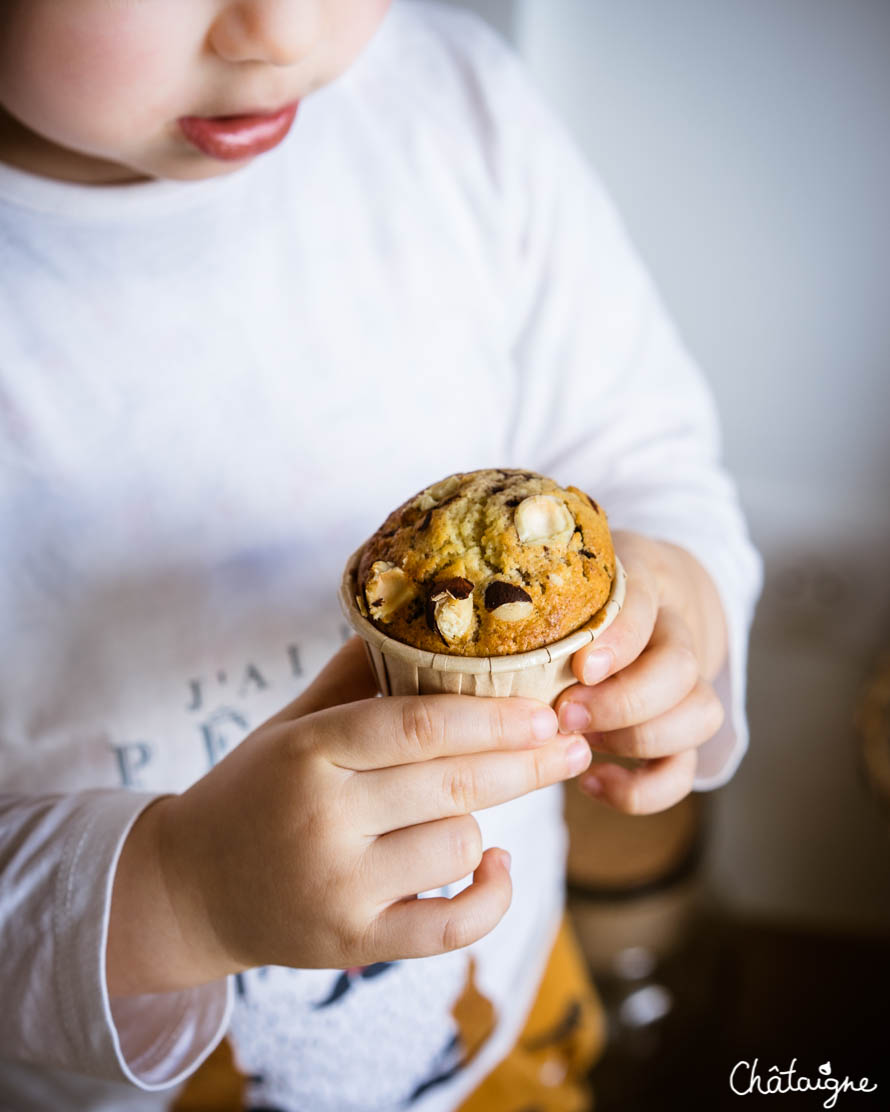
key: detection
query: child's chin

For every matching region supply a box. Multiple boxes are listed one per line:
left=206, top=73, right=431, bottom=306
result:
left=147, top=154, right=253, bottom=182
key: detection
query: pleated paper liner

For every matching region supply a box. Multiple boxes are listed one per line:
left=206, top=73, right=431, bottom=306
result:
left=339, top=545, right=627, bottom=705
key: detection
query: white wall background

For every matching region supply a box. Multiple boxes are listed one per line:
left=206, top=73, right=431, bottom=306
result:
left=443, top=0, right=890, bottom=930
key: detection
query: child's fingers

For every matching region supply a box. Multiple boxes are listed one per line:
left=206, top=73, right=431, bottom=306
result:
left=310, top=694, right=558, bottom=771
left=367, top=814, right=485, bottom=901
left=578, top=748, right=697, bottom=814
left=354, top=735, right=591, bottom=835
left=556, top=609, right=698, bottom=735
left=589, top=677, right=725, bottom=760
left=570, top=550, right=659, bottom=688
left=369, top=847, right=513, bottom=960
left=266, top=637, right=379, bottom=725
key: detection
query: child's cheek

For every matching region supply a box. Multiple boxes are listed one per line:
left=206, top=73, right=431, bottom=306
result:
left=324, top=0, right=394, bottom=83
left=6, top=4, right=181, bottom=151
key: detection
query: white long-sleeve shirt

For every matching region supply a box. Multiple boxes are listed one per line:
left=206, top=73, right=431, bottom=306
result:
left=0, top=2, right=761, bottom=1109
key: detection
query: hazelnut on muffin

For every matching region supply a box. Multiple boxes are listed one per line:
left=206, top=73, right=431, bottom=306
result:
left=356, top=468, right=615, bottom=656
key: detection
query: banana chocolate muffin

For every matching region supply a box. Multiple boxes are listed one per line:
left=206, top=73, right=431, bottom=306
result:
left=355, top=468, right=615, bottom=656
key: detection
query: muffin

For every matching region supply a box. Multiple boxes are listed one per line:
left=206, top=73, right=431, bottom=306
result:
left=355, top=469, right=615, bottom=657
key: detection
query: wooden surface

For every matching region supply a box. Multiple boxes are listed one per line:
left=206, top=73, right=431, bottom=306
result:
left=588, top=911, right=890, bottom=1111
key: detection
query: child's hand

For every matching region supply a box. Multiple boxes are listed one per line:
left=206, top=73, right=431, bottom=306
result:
left=108, top=638, right=591, bottom=995
left=555, top=530, right=728, bottom=815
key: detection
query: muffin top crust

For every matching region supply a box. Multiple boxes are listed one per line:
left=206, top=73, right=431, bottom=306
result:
left=356, top=468, right=615, bottom=656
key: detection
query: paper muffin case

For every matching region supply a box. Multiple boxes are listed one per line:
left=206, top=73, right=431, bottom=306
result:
left=339, top=546, right=627, bottom=705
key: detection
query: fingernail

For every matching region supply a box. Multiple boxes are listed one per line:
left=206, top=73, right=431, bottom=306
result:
left=531, top=707, right=558, bottom=742
left=565, top=739, right=592, bottom=775
left=499, top=850, right=512, bottom=872
left=558, top=701, right=591, bottom=735
left=583, top=649, right=611, bottom=686
left=580, top=773, right=603, bottom=796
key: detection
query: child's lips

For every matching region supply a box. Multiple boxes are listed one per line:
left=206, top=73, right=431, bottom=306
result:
left=178, top=102, right=299, bottom=161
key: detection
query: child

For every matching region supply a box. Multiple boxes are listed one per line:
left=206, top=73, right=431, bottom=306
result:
left=0, top=1, right=761, bottom=1109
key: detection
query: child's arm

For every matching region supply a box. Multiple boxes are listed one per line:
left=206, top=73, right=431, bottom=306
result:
left=458, top=20, right=762, bottom=805
left=0, top=787, right=217, bottom=1088
left=508, top=118, right=761, bottom=807
left=506, top=124, right=761, bottom=806
left=0, top=637, right=587, bottom=1090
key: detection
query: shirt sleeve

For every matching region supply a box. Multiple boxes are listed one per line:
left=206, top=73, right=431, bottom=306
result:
left=474, top=27, right=763, bottom=788
left=0, top=789, right=233, bottom=1089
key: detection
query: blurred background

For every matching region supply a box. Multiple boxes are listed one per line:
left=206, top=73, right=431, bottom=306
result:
left=443, top=0, right=890, bottom=1106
